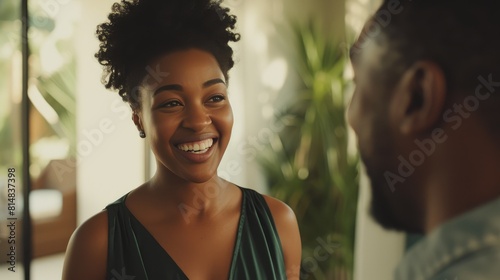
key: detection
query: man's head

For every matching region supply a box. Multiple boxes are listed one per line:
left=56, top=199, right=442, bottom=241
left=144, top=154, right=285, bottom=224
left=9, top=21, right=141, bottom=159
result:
left=348, top=0, right=500, bottom=233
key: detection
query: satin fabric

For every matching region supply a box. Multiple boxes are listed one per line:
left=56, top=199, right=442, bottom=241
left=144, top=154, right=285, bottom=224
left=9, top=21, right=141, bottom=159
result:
left=105, top=187, right=286, bottom=280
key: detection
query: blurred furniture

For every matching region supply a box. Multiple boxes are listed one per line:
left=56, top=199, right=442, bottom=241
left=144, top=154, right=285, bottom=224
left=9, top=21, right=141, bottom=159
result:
left=31, top=159, right=77, bottom=258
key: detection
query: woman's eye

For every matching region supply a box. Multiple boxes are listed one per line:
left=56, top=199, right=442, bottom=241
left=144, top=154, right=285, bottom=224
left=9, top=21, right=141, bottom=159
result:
left=161, top=100, right=182, bottom=107
left=208, top=95, right=225, bottom=103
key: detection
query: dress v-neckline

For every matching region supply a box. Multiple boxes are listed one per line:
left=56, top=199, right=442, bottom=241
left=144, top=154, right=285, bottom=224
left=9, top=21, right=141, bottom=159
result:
left=121, top=187, right=247, bottom=280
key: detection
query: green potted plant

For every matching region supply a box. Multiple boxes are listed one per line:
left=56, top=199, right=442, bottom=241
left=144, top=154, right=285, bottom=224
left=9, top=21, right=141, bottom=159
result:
left=260, top=22, right=359, bottom=279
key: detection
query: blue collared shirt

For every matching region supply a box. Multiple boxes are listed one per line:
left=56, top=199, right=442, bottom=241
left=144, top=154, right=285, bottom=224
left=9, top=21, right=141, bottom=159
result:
left=395, top=196, right=500, bottom=280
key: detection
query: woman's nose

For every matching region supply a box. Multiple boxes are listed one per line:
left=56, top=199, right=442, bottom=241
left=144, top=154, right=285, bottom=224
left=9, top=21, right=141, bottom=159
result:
left=181, top=104, right=212, bottom=131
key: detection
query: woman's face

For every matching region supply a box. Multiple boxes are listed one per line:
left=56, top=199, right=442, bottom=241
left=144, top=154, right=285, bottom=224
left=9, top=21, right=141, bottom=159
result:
left=136, top=49, right=233, bottom=183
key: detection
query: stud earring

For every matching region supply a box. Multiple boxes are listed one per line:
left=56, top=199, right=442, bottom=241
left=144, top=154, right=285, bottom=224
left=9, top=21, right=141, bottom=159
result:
left=139, top=131, right=146, bottom=138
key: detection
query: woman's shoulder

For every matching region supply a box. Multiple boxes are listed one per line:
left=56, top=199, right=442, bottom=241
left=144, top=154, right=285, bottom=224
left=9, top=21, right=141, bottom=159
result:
left=254, top=191, right=302, bottom=279
left=261, top=194, right=297, bottom=226
left=239, top=186, right=297, bottom=227
left=105, top=192, right=129, bottom=209
left=62, top=210, right=108, bottom=280
left=71, top=210, right=109, bottom=242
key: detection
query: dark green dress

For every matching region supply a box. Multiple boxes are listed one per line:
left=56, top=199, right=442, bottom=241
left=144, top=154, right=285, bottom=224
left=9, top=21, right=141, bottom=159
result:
left=105, top=187, right=287, bottom=280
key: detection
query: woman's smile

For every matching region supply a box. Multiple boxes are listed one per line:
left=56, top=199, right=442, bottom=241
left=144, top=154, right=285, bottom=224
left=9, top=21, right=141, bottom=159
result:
left=176, top=138, right=215, bottom=153
left=173, top=137, right=219, bottom=164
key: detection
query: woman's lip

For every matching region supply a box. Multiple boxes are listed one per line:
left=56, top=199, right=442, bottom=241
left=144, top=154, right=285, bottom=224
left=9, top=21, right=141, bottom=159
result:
left=172, top=134, right=218, bottom=146
left=173, top=140, right=216, bottom=163
left=176, top=138, right=214, bottom=148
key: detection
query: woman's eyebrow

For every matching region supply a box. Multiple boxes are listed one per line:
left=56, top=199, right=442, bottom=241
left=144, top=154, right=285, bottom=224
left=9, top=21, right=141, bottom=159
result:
left=153, top=78, right=226, bottom=96
left=203, top=78, right=226, bottom=88
left=153, top=84, right=182, bottom=95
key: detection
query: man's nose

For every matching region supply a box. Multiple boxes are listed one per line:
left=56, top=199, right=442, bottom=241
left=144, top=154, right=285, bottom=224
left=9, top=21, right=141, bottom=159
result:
left=346, top=94, right=357, bottom=132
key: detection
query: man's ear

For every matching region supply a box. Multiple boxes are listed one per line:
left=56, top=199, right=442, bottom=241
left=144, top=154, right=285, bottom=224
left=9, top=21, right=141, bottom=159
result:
left=390, top=61, right=447, bottom=135
left=132, top=111, right=144, bottom=132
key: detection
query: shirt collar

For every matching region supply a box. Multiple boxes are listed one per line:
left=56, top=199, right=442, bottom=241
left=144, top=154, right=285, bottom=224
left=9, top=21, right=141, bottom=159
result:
left=394, top=196, right=500, bottom=280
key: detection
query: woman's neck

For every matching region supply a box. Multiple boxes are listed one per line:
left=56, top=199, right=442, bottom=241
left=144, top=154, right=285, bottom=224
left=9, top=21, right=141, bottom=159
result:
left=146, top=168, right=233, bottom=223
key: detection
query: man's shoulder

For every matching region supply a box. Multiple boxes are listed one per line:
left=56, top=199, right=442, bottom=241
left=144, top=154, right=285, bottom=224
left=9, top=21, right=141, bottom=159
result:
left=433, top=246, right=500, bottom=280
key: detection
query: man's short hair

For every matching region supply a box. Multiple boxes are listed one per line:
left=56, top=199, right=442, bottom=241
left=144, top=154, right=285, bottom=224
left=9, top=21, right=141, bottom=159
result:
left=375, top=0, right=500, bottom=132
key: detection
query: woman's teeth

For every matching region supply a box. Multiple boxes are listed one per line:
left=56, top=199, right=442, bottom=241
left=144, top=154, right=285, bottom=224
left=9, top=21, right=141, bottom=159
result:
left=177, top=138, right=214, bottom=153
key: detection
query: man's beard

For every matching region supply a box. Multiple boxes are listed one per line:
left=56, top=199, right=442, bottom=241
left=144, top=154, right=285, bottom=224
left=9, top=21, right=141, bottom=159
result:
left=369, top=173, right=421, bottom=233
left=363, top=156, right=406, bottom=231
left=359, top=132, right=415, bottom=232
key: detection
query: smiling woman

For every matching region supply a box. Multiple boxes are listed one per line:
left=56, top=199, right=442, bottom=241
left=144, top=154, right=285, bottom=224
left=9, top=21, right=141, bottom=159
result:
left=61, top=0, right=301, bottom=280
left=137, top=50, right=234, bottom=185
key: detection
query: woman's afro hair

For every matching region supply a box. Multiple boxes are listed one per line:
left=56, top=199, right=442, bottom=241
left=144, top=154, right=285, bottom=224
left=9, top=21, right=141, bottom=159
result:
left=95, top=0, right=240, bottom=109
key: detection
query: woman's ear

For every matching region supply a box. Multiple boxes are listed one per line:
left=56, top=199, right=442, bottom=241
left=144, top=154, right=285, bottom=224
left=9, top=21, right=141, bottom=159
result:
left=132, top=111, right=144, bottom=132
left=390, top=61, right=447, bottom=136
